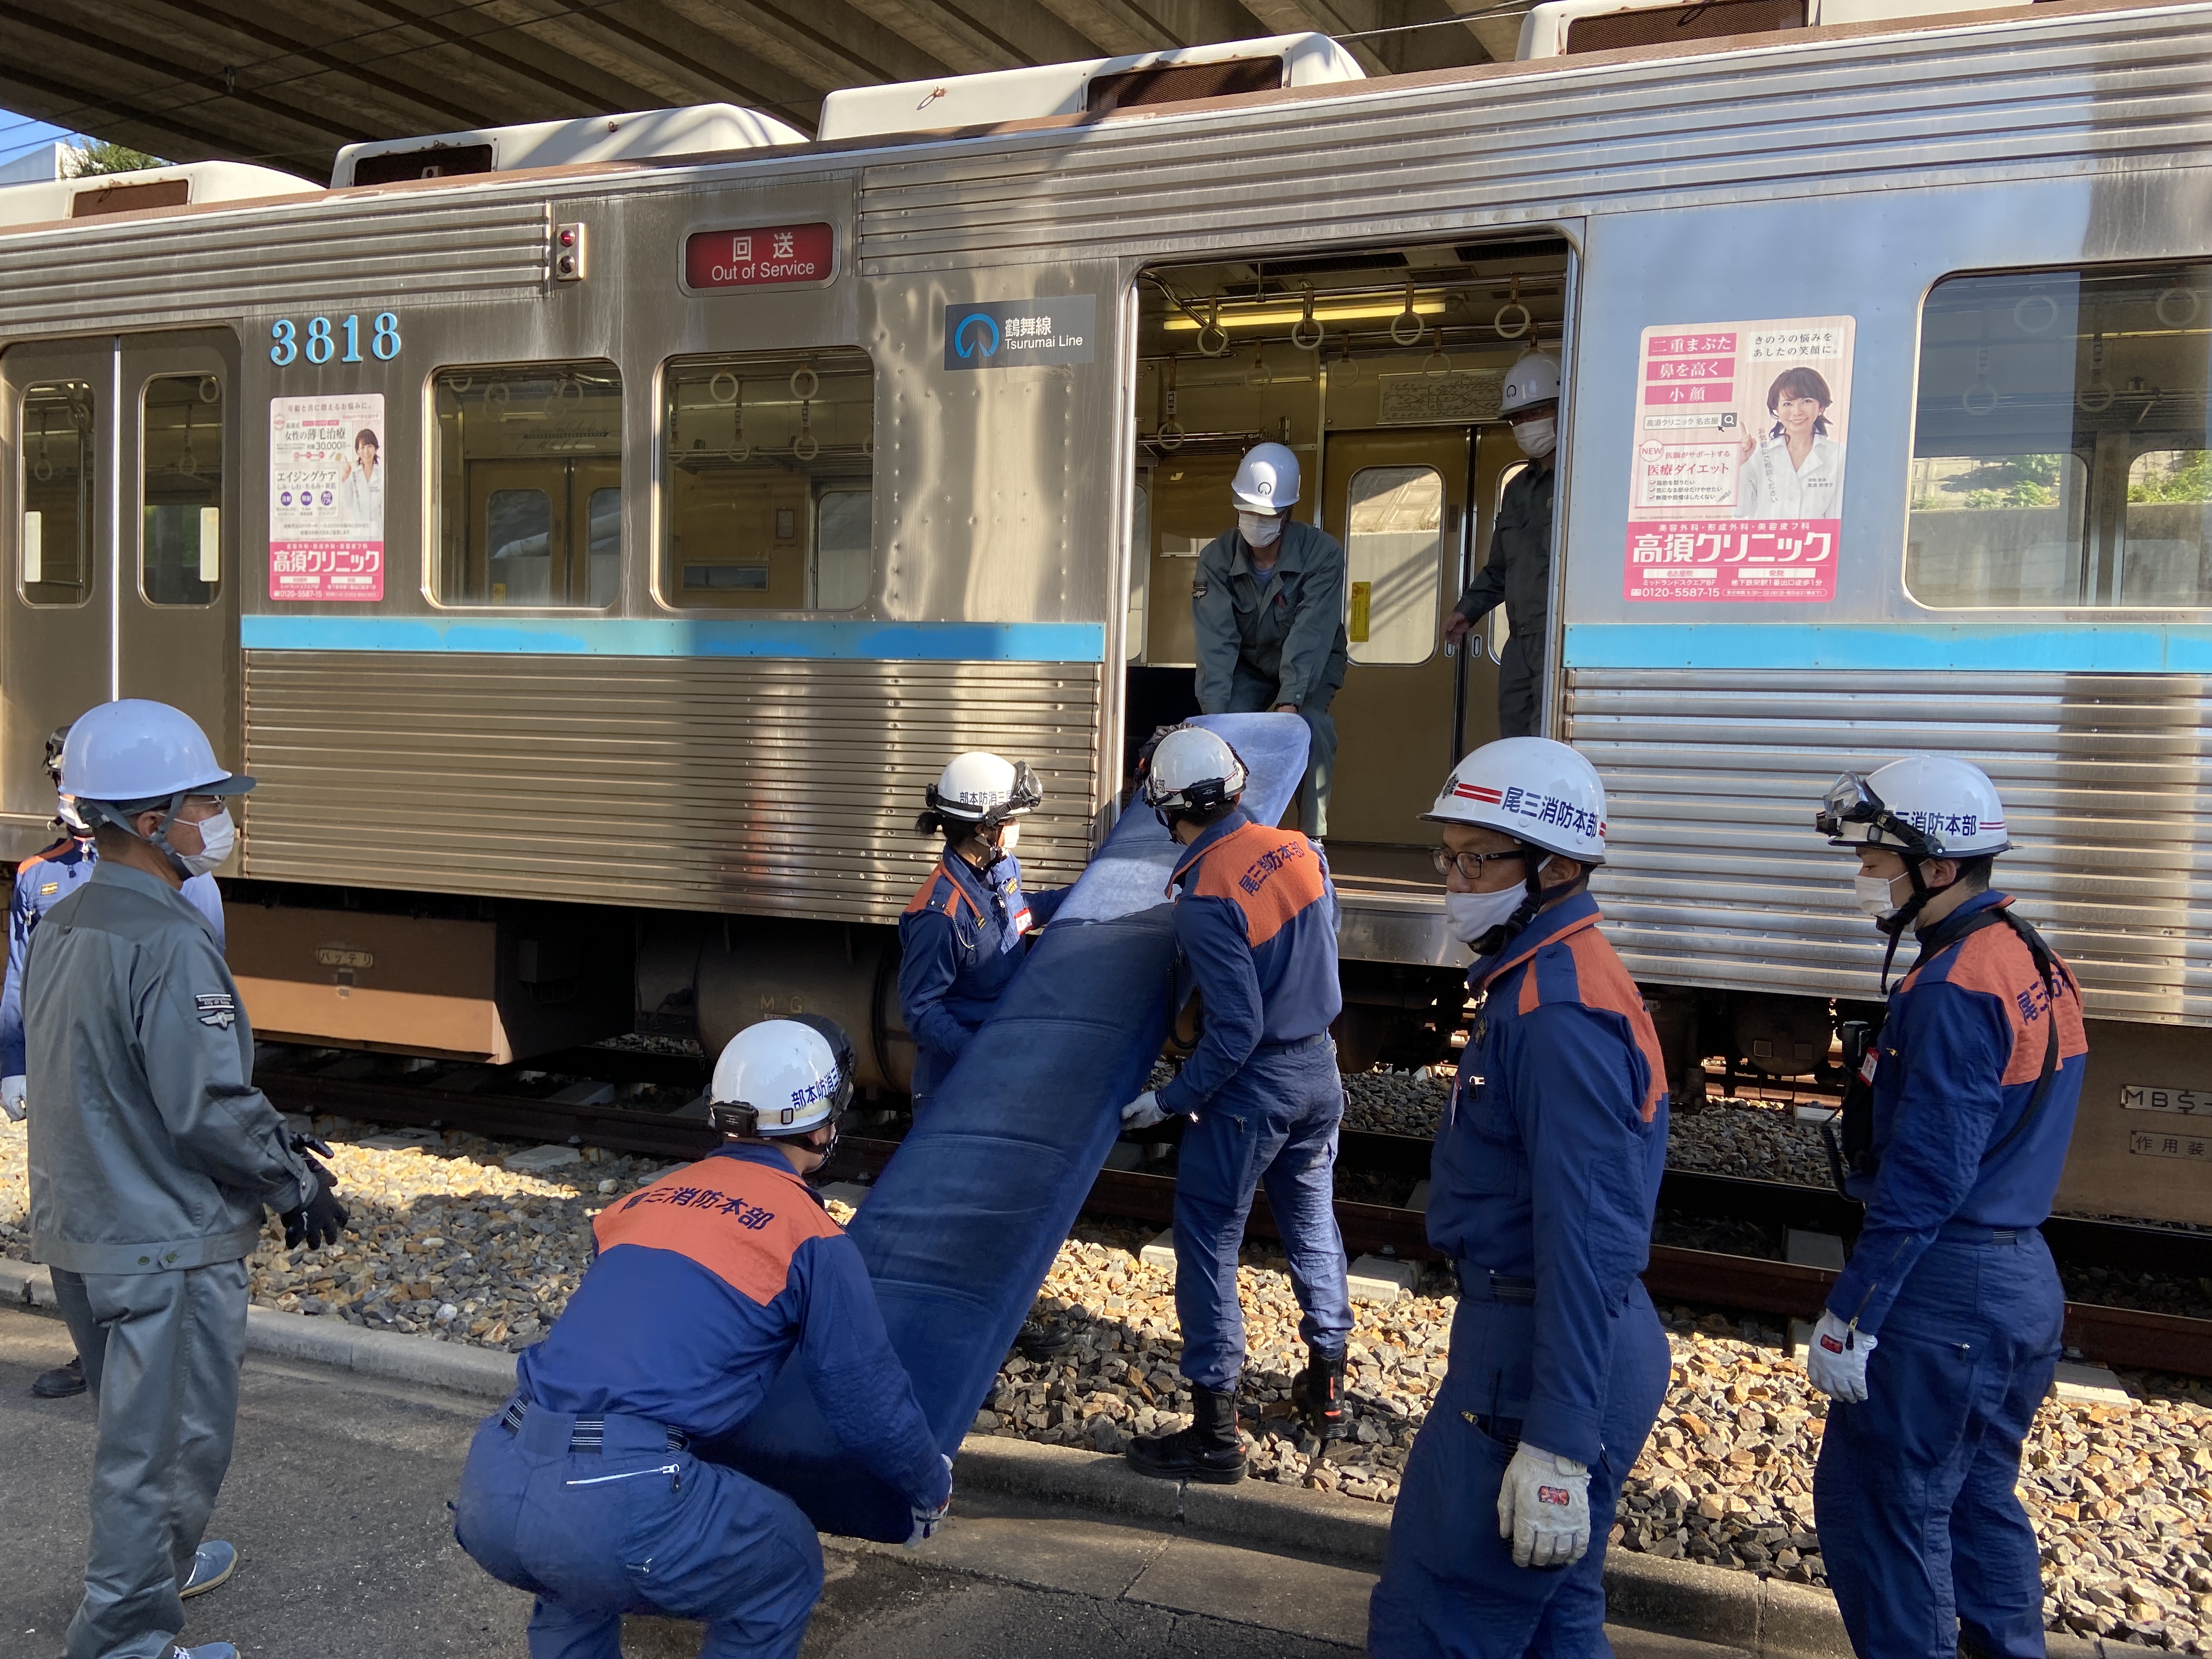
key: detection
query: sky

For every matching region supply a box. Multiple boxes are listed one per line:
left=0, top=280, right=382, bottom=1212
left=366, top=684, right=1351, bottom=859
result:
left=0, top=109, right=97, bottom=173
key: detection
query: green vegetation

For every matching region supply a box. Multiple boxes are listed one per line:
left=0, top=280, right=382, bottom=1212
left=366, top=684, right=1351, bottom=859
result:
left=66, top=139, right=163, bottom=177
left=2130, top=451, right=2212, bottom=504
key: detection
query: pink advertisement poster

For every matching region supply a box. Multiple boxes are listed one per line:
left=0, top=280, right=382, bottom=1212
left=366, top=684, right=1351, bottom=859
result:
left=1623, top=315, right=1855, bottom=602
left=269, top=394, right=385, bottom=602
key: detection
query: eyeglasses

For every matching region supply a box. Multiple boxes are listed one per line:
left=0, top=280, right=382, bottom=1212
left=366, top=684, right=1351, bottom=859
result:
left=1432, top=847, right=1526, bottom=881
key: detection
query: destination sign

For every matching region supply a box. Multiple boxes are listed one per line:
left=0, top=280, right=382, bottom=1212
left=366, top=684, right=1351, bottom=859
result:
left=685, top=223, right=834, bottom=290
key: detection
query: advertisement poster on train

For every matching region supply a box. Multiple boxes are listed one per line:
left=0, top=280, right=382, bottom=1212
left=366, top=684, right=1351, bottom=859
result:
left=1622, top=315, right=1855, bottom=602
left=269, top=393, right=385, bottom=602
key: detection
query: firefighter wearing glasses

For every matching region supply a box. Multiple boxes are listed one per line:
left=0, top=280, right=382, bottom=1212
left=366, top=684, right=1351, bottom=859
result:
left=900, top=752, right=1069, bottom=1119
left=454, top=1017, right=952, bottom=1659
left=1369, top=737, right=1669, bottom=1659
left=1810, top=757, right=2086, bottom=1659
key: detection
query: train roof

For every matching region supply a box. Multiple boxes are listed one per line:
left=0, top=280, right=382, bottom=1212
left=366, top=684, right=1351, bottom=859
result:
left=0, top=0, right=2193, bottom=249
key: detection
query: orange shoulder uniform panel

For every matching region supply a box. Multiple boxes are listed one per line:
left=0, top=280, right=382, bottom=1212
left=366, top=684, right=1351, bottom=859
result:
left=905, top=865, right=978, bottom=920
left=1508, top=912, right=1667, bottom=1123
left=1938, top=926, right=2090, bottom=1087
left=1187, top=822, right=1327, bottom=949
left=592, top=1156, right=843, bottom=1306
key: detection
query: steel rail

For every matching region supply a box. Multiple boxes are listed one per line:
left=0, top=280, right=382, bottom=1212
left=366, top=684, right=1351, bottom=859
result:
left=255, top=1069, right=2212, bottom=1378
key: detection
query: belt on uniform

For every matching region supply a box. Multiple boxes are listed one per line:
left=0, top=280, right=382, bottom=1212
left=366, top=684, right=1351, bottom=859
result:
left=499, top=1396, right=689, bottom=1454
left=1936, top=1221, right=2029, bottom=1245
left=1255, top=1032, right=1333, bottom=1055
left=1455, top=1263, right=1536, bottom=1304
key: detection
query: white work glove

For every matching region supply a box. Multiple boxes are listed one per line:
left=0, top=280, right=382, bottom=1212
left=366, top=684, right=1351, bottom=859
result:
left=1497, top=1441, right=1590, bottom=1570
left=906, top=1453, right=954, bottom=1549
left=1120, top=1091, right=1166, bottom=1132
left=1805, top=1308, right=1876, bottom=1403
left=0, top=1075, right=24, bottom=1123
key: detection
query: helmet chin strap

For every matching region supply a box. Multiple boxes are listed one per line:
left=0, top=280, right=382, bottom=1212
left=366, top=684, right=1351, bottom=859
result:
left=1874, top=856, right=1943, bottom=994
left=1472, top=845, right=1559, bottom=959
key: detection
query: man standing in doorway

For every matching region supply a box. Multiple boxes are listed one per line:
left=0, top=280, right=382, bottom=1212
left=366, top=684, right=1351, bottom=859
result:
left=1444, top=354, right=1561, bottom=740
left=1191, top=443, right=1348, bottom=842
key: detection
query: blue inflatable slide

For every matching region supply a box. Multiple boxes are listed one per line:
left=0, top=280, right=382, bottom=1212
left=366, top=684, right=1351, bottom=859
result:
left=713, top=713, right=1312, bottom=1541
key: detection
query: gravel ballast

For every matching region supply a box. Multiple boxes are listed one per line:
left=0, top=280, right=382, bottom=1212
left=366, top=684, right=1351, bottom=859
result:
left=8, top=1110, right=2212, bottom=1650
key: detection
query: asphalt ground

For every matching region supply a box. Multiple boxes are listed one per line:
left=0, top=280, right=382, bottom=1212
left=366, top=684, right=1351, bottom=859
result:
left=1, top=1306, right=1745, bottom=1658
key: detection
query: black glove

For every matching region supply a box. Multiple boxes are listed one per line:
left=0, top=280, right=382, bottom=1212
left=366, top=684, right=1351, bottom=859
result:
left=280, top=1153, right=349, bottom=1251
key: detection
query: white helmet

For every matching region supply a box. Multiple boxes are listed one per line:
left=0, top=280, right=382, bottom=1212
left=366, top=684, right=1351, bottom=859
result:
left=1230, top=442, right=1300, bottom=513
left=1140, top=725, right=1249, bottom=819
left=922, top=752, right=1042, bottom=828
left=708, top=1017, right=855, bottom=1138
left=1816, top=755, right=2011, bottom=859
left=61, top=699, right=252, bottom=814
left=1499, top=353, right=1561, bottom=417
left=1423, top=737, right=1605, bottom=864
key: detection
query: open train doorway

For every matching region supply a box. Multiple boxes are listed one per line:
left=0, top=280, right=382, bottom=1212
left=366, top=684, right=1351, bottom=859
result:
left=1126, top=237, right=1573, bottom=966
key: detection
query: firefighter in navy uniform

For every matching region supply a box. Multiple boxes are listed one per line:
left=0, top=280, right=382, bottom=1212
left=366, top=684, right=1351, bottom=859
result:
left=1369, top=738, right=1671, bottom=1659
left=28, top=699, right=345, bottom=1659
left=1809, top=757, right=2087, bottom=1659
left=1119, top=724, right=1353, bottom=1481
left=899, top=752, right=1069, bottom=1120
left=453, top=1018, right=952, bottom=1659
left=8, top=723, right=227, bottom=1404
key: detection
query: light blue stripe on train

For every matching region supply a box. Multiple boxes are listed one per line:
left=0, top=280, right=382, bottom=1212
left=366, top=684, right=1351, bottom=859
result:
left=240, top=614, right=1108, bottom=662
left=1566, top=624, right=2212, bottom=673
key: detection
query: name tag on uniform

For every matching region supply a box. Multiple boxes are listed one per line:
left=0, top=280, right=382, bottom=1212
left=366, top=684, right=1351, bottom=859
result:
left=38, top=882, right=57, bottom=895
left=1011, top=904, right=1032, bottom=934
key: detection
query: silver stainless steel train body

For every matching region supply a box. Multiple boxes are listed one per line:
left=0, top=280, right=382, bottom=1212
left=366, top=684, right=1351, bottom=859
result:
left=1, top=0, right=2205, bottom=1221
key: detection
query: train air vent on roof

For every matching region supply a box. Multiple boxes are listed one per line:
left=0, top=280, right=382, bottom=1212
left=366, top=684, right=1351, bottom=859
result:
left=332, top=104, right=806, bottom=189
left=1519, top=0, right=2026, bottom=55
left=0, top=161, right=318, bottom=232
left=816, top=32, right=1362, bottom=143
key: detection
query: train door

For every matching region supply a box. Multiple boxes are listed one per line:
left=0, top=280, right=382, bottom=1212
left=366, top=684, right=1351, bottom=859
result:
left=2, top=329, right=239, bottom=849
left=1318, top=427, right=1469, bottom=845
left=465, top=457, right=622, bottom=607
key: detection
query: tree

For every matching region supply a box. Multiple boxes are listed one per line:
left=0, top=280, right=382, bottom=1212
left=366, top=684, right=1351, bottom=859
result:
left=65, top=139, right=164, bottom=177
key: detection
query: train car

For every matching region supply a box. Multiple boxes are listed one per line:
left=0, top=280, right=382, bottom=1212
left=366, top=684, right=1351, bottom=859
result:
left=1, top=0, right=2207, bottom=1227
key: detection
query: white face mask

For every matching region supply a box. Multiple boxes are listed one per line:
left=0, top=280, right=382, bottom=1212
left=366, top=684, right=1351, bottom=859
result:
left=1446, top=885, right=1526, bottom=946
left=1513, top=416, right=1558, bottom=460
left=1854, top=871, right=1901, bottom=922
left=997, top=821, right=1020, bottom=855
left=178, top=808, right=235, bottom=878
left=1238, top=511, right=1284, bottom=548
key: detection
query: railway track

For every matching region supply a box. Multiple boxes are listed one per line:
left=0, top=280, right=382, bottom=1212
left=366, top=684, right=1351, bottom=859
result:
left=256, top=1046, right=2212, bottom=1380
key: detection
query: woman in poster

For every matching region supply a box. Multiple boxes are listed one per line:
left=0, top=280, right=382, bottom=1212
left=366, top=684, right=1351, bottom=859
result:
left=1736, top=366, right=1845, bottom=518
left=337, top=425, right=383, bottom=525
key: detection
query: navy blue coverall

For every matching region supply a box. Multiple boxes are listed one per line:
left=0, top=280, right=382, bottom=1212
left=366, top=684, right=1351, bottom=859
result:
left=1158, top=807, right=1351, bottom=1391
left=898, top=850, right=1066, bottom=1116
left=1370, top=889, right=1671, bottom=1658
left=1814, top=891, right=2086, bottom=1659
left=453, top=1143, right=949, bottom=1659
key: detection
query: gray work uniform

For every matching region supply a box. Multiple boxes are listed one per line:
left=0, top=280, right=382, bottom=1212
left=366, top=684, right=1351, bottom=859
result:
left=1192, top=519, right=1350, bottom=838
left=1453, top=462, right=1555, bottom=740
left=26, top=860, right=312, bottom=1659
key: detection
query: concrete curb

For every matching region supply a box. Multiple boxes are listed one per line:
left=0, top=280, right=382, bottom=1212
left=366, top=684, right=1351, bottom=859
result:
left=0, top=1276, right=2117, bottom=1656
left=953, top=1438, right=2112, bottom=1659
left=3, top=1260, right=517, bottom=1400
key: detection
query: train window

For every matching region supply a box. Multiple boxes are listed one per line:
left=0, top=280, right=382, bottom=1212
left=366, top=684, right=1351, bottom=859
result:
left=664, top=348, right=873, bottom=610
left=142, top=375, right=222, bottom=605
left=432, top=362, right=622, bottom=607
left=21, top=380, right=94, bottom=607
left=1345, top=466, right=1443, bottom=665
left=1907, top=264, right=2212, bottom=608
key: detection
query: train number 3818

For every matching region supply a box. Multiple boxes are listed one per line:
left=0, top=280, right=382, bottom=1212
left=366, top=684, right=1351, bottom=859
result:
left=270, top=312, right=402, bottom=366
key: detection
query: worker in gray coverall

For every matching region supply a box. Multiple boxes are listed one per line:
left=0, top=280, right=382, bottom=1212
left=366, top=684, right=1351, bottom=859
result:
left=1444, top=353, right=1561, bottom=741
left=1192, top=441, right=1348, bottom=839
left=27, top=697, right=349, bottom=1659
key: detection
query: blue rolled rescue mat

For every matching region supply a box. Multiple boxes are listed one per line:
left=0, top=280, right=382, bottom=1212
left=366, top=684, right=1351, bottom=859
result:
left=707, top=712, right=1312, bottom=1542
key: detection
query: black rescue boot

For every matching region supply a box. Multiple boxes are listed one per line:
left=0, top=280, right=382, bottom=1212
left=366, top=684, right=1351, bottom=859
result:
left=31, top=1354, right=86, bottom=1399
left=1126, top=1383, right=1246, bottom=1483
left=1291, top=1347, right=1347, bottom=1442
